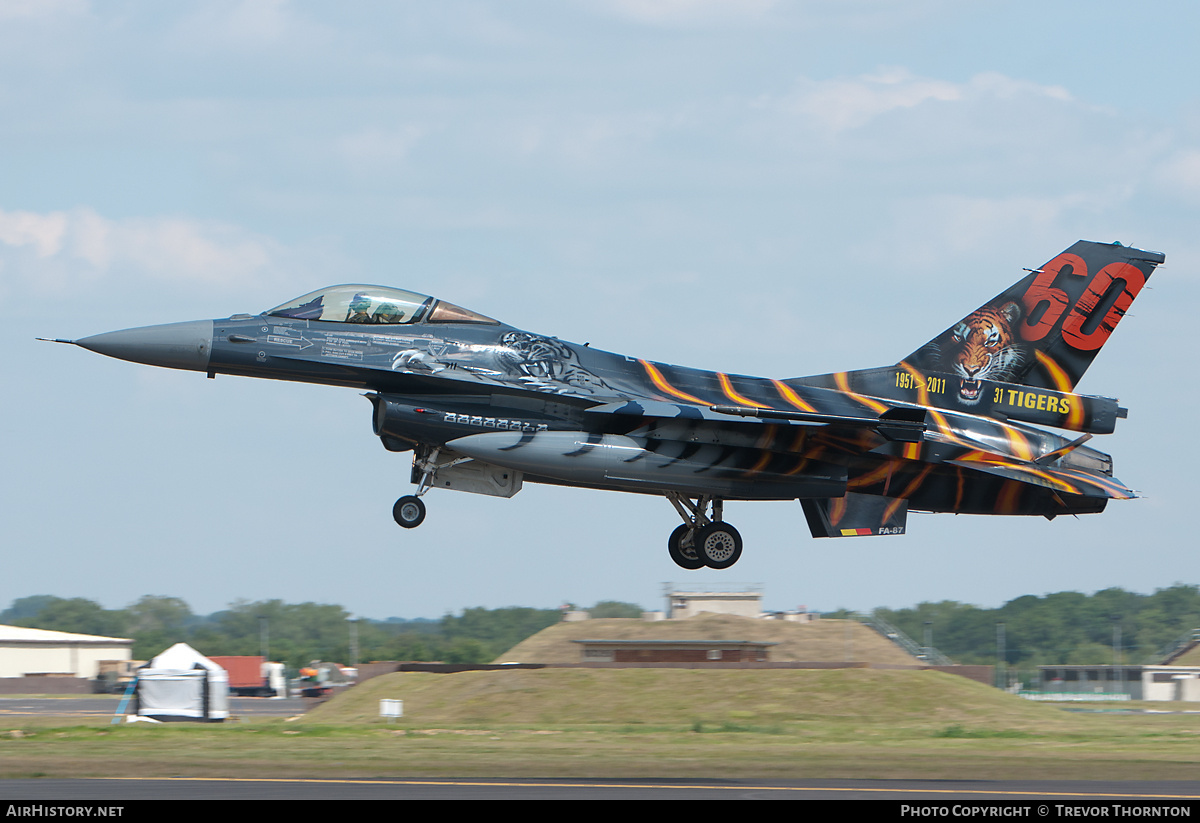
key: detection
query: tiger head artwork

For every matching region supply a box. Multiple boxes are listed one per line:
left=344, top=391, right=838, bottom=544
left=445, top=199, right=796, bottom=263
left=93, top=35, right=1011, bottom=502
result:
left=924, top=301, right=1028, bottom=405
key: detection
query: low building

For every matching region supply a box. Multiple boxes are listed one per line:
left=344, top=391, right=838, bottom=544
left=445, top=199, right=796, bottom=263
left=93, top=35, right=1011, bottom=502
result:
left=572, top=639, right=775, bottom=663
left=0, top=624, right=132, bottom=680
left=665, top=585, right=763, bottom=619
left=1037, top=665, right=1200, bottom=701
left=661, top=584, right=818, bottom=622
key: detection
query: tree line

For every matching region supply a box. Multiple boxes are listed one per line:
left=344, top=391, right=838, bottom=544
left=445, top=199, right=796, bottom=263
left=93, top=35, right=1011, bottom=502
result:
left=866, top=584, right=1200, bottom=671
left=0, top=596, right=642, bottom=669
left=5, top=587, right=1197, bottom=675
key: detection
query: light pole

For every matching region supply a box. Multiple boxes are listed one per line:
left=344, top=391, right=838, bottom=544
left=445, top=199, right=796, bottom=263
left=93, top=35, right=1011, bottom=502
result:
left=996, top=622, right=1006, bottom=690
left=1112, top=615, right=1123, bottom=696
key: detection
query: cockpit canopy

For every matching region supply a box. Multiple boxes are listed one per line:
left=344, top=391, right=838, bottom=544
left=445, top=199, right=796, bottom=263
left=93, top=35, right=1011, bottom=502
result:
left=266, top=285, right=497, bottom=326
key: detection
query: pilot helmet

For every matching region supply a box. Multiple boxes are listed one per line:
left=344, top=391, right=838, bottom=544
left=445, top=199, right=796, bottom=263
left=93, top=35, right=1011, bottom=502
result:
left=373, top=302, right=403, bottom=323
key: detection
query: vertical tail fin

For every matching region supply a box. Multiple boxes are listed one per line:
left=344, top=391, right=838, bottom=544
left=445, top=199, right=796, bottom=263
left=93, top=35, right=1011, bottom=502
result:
left=905, top=240, right=1164, bottom=400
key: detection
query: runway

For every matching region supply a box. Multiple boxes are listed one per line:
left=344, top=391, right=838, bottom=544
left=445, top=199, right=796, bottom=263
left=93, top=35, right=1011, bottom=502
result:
left=2, top=697, right=1197, bottom=803
left=1, top=777, right=1199, bottom=801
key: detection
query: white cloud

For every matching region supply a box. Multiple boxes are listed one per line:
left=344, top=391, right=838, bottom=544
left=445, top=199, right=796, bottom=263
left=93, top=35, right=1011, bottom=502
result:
left=595, top=0, right=779, bottom=27
left=1153, top=149, right=1200, bottom=202
left=336, top=125, right=431, bottom=177
left=456, top=108, right=683, bottom=177
left=765, top=68, right=1073, bottom=134
left=164, top=0, right=329, bottom=55
left=866, top=193, right=1096, bottom=277
left=523, top=113, right=666, bottom=165
left=0, top=207, right=280, bottom=295
left=223, top=0, right=293, bottom=44
left=0, top=209, right=68, bottom=257
left=0, top=0, right=87, bottom=21
left=907, top=193, right=1087, bottom=246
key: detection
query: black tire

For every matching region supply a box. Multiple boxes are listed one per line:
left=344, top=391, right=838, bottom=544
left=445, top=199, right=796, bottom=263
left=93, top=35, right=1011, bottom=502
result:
left=667, top=524, right=704, bottom=570
left=393, top=495, right=426, bottom=529
left=694, top=523, right=743, bottom=569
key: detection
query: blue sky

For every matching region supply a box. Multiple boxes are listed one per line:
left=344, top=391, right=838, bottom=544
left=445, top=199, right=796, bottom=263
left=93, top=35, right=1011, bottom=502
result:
left=3, top=1, right=1198, bottom=620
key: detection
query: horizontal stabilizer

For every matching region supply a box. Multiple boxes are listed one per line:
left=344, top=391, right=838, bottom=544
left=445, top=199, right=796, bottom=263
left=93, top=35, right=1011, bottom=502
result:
left=801, top=492, right=907, bottom=538
left=876, top=407, right=928, bottom=443
left=947, top=458, right=1133, bottom=499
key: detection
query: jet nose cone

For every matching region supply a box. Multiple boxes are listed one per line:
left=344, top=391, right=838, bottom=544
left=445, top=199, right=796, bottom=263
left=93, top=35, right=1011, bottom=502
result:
left=75, top=319, right=214, bottom=372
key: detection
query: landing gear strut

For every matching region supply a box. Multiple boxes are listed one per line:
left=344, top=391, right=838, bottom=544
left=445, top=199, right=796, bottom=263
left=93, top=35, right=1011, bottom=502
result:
left=664, top=493, right=743, bottom=569
left=391, top=446, right=446, bottom=529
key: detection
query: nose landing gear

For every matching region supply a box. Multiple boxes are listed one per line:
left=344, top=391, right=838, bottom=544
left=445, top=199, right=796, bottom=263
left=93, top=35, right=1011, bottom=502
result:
left=392, top=495, right=426, bottom=528
left=664, top=493, right=743, bottom=569
left=392, top=447, right=442, bottom=529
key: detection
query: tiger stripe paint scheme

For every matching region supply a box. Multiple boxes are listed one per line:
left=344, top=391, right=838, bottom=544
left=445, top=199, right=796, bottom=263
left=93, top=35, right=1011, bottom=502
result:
left=64, top=240, right=1162, bottom=566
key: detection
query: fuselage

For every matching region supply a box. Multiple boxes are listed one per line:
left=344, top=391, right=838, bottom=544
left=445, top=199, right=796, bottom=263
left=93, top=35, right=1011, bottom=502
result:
left=74, top=294, right=1122, bottom=516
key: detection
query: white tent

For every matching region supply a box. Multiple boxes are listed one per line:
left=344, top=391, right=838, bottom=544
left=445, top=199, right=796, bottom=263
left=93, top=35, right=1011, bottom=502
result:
left=135, top=643, right=229, bottom=722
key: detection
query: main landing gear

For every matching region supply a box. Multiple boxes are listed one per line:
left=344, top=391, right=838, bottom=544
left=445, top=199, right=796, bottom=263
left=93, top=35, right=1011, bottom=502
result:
left=665, top=493, right=743, bottom=570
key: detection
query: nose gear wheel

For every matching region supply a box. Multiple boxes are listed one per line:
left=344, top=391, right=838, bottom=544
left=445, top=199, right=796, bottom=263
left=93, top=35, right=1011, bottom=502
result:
left=393, top=495, right=426, bottom=528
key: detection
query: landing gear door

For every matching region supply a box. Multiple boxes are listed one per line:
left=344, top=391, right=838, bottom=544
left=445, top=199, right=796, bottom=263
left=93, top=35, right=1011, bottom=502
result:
left=800, top=492, right=907, bottom=538
left=411, top=459, right=524, bottom=498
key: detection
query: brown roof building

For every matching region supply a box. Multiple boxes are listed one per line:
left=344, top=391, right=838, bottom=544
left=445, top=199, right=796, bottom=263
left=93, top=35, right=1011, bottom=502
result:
left=572, top=639, right=775, bottom=664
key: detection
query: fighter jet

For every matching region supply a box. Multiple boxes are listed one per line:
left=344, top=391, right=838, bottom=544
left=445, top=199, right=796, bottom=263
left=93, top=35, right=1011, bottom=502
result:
left=49, top=239, right=1162, bottom=570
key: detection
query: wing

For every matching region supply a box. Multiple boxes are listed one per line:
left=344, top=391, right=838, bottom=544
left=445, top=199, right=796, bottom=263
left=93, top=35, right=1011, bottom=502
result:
left=586, top=399, right=927, bottom=442
left=583, top=399, right=1134, bottom=502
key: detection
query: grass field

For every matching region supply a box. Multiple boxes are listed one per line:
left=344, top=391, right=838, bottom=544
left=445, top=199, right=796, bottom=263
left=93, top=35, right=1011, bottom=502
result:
left=2, top=669, right=1198, bottom=781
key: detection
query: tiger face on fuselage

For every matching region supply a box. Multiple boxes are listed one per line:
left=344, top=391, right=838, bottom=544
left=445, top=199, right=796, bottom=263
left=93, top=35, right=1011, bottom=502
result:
left=936, top=301, right=1026, bottom=405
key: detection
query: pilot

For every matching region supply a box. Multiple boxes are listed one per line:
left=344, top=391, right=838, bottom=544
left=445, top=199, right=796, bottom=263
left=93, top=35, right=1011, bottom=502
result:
left=372, top=302, right=405, bottom=324
left=345, top=293, right=372, bottom=323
